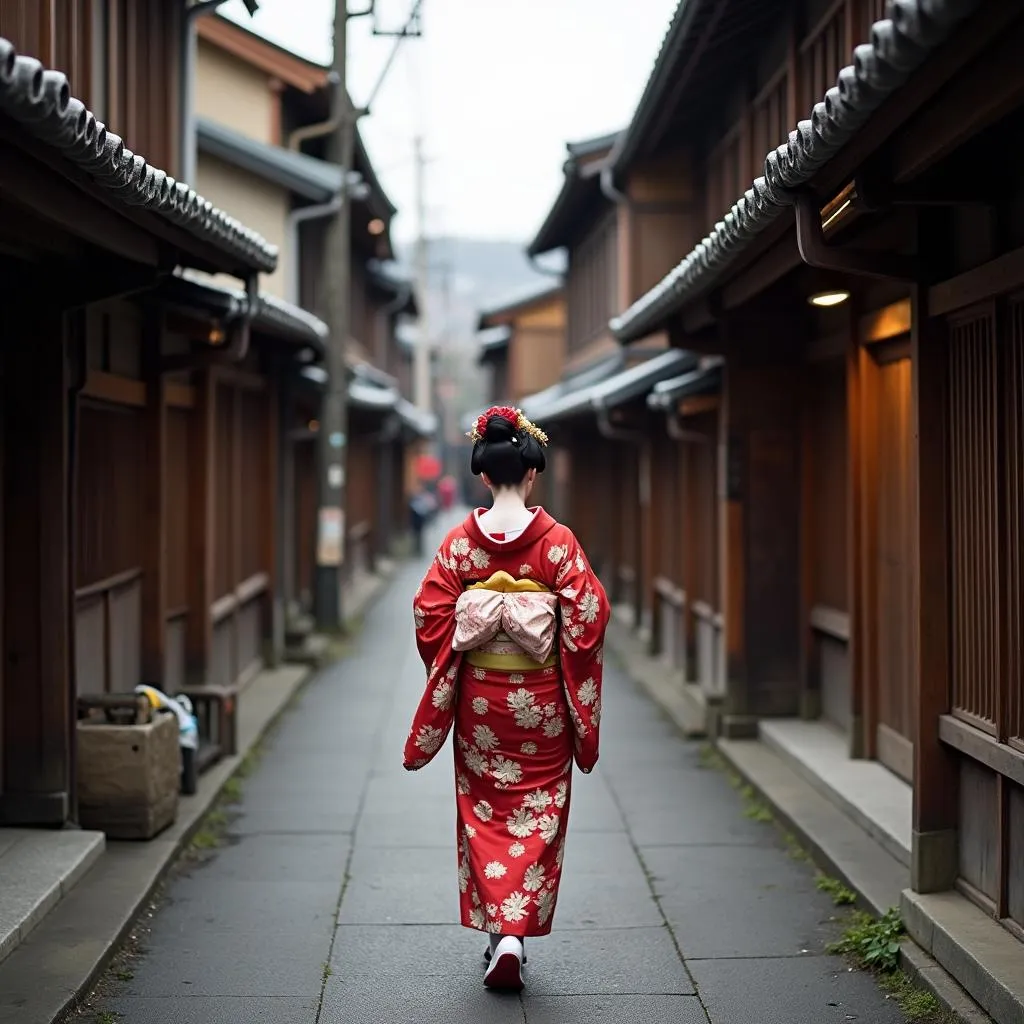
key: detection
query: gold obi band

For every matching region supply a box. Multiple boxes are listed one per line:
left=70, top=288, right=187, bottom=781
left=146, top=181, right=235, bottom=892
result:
left=462, top=572, right=558, bottom=671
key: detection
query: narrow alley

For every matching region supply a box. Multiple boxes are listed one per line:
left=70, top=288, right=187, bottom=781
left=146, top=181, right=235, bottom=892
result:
left=85, top=518, right=907, bottom=1024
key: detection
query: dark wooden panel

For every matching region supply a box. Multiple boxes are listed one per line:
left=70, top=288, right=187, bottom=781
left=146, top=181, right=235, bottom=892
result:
left=1009, top=782, right=1024, bottom=931
left=746, top=426, right=800, bottom=690
left=108, top=575, right=140, bottom=691
left=237, top=597, right=262, bottom=683
left=166, top=407, right=191, bottom=612
left=164, top=614, right=186, bottom=694
left=875, top=356, right=915, bottom=761
left=809, top=358, right=848, bottom=612
left=210, top=617, right=233, bottom=689
left=74, top=596, right=105, bottom=696
left=77, top=400, right=143, bottom=588
left=820, top=634, right=851, bottom=732
left=240, top=389, right=268, bottom=582
left=958, top=758, right=999, bottom=904
left=948, top=306, right=1000, bottom=732
left=293, top=437, right=316, bottom=610
left=214, top=383, right=234, bottom=599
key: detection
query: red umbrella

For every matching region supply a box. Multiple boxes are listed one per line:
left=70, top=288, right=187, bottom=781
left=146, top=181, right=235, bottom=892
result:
left=416, top=454, right=442, bottom=480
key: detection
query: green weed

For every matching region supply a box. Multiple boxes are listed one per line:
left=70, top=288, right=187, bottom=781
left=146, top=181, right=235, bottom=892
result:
left=815, top=873, right=857, bottom=906
left=828, top=907, right=904, bottom=973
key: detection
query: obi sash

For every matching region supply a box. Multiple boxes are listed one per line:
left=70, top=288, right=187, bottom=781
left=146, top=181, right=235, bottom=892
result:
left=454, top=571, right=558, bottom=671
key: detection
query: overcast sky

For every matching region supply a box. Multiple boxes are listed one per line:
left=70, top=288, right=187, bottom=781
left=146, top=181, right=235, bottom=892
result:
left=220, top=0, right=678, bottom=244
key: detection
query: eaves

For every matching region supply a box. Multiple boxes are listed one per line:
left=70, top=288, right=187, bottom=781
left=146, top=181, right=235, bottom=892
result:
left=611, top=0, right=982, bottom=344
left=0, top=36, right=277, bottom=275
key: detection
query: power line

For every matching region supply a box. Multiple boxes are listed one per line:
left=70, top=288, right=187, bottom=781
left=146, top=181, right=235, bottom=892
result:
left=365, top=0, right=426, bottom=112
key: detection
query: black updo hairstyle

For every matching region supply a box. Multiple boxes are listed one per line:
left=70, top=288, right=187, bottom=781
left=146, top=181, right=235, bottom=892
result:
left=471, top=414, right=546, bottom=487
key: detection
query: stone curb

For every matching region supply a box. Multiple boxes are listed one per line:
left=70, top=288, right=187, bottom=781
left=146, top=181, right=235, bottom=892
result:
left=602, top=625, right=996, bottom=1024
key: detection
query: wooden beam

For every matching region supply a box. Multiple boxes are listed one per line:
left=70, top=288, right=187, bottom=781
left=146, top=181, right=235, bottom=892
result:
left=166, top=382, right=196, bottom=409
left=929, top=245, right=1024, bottom=318
left=140, top=304, right=167, bottom=686
left=82, top=370, right=146, bottom=408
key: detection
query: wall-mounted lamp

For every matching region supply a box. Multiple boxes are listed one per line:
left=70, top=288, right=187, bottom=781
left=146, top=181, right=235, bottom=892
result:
left=308, top=418, right=320, bottom=432
left=368, top=218, right=386, bottom=236
left=808, top=290, right=851, bottom=308
left=208, top=325, right=226, bottom=345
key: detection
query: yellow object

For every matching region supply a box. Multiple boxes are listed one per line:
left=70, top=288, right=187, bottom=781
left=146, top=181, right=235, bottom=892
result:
left=467, top=571, right=550, bottom=594
left=465, top=649, right=558, bottom=671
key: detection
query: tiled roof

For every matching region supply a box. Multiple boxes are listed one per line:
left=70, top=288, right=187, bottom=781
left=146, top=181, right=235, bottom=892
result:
left=0, top=36, right=277, bottom=274
left=611, top=0, right=981, bottom=343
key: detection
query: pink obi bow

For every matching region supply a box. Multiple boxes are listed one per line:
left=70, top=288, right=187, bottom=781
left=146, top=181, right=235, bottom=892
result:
left=453, top=589, right=559, bottom=663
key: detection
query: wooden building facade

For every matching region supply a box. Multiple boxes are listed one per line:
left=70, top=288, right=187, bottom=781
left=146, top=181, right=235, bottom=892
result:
left=518, top=0, right=1024, bottom=1019
left=0, top=3, right=427, bottom=832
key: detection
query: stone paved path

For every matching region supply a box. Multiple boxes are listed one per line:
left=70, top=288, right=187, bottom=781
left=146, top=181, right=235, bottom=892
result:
left=89, top=515, right=908, bottom=1023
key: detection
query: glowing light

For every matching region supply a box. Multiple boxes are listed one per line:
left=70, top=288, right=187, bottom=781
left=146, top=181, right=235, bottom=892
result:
left=808, top=290, right=850, bottom=308
left=368, top=218, right=386, bottom=236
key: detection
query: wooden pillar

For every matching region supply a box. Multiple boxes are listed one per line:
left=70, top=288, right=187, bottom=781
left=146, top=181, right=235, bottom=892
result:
left=186, top=369, right=215, bottom=679
left=140, top=304, right=167, bottom=685
left=910, top=279, right=958, bottom=893
left=1, top=313, right=72, bottom=825
left=719, top=315, right=803, bottom=735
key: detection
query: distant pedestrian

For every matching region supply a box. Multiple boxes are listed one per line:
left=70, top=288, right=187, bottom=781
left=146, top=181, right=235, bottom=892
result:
left=437, top=474, right=457, bottom=511
left=404, top=406, right=610, bottom=991
left=409, top=487, right=434, bottom=556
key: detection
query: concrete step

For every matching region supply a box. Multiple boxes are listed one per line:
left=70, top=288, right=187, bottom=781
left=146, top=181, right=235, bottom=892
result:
left=0, top=828, right=105, bottom=966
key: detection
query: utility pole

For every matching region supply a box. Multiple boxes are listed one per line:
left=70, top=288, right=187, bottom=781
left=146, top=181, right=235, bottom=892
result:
left=315, top=0, right=358, bottom=631
left=413, top=134, right=432, bottom=415
left=315, top=0, right=425, bottom=630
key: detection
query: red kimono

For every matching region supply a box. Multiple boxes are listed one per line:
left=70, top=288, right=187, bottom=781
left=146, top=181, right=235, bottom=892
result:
left=405, top=508, right=610, bottom=936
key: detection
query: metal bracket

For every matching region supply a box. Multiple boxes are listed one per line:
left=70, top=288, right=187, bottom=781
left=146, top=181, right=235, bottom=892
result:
left=795, top=193, right=918, bottom=282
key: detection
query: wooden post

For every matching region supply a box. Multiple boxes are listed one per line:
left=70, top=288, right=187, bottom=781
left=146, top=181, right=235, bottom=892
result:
left=140, top=304, right=167, bottom=685
left=1, top=311, right=72, bottom=825
left=231, top=382, right=243, bottom=683
left=910, top=279, right=958, bottom=893
left=186, top=369, right=215, bottom=679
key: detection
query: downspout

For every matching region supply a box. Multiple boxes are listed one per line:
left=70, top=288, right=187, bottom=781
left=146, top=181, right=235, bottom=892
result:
left=287, top=71, right=342, bottom=151
left=665, top=404, right=714, bottom=446
left=287, top=194, right=343, bottom=307
left=180, top=0, right=240, bottom=184
left=599, top=165, right=628, bottom=205
left=161, top=272, right=260, bottom=372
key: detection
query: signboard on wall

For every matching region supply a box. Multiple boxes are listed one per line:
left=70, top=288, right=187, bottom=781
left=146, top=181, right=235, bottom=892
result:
left=317, top=507, right=345, bottom=566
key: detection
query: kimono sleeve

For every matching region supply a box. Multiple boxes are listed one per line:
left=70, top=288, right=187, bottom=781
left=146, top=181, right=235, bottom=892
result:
left=552, top=531, right=611, bottom=773
left=403, top=539, right=463, bottom=770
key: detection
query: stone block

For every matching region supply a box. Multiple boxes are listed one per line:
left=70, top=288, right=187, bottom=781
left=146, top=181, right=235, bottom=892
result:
left=77, top=712, right=179, bottom=840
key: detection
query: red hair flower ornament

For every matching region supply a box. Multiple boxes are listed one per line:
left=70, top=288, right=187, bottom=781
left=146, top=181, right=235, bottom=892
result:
left=467, top=406, right=549, bottom=447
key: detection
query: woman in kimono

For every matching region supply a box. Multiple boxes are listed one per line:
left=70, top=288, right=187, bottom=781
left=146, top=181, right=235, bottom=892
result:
left=404, top=406, right=610, bottom=991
